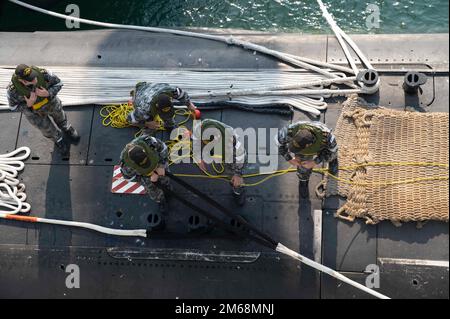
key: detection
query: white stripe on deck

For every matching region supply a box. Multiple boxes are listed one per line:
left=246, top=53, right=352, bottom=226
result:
left=114, top=167, right=121, bottom=175
left=112, top=178, right=127, bottom=189
left=313, top=209, right=323, bottom=264
left=378, top=258, right=449, bottom=268
left=132, top=186, right=146, bottom=194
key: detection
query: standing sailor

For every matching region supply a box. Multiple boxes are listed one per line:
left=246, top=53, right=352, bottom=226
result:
left=120, top=134, right=171, bottom=214
left=277, top=121, right=338, bottom=197
left=6, top=64, right=80, bottom=155
left=193, top=118, right=247, bottom=205
left=127, top=82, right=197, bottom=134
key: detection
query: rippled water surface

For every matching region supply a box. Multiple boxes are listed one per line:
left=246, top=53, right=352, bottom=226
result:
left=1, top=0, right=448, bottom=33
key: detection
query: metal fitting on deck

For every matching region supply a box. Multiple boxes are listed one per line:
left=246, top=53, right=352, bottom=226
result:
left=357, top=69, right=380, bottom=94
left=403, top=71, right=427, bottom=94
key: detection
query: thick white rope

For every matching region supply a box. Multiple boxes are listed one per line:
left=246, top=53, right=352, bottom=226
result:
left=276, top=243, right=390, bottom=299
left=316, top=0, right=380, bottom=90
left=27, top=217, right=147, bottom=237
left=0, top=67, right=363, bottom=115
left=316, top=0, right=359, bottom=75
left=0, top=147, right=147, bottom=237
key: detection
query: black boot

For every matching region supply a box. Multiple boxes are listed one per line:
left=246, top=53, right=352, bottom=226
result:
left=64, top=126, right=80, bottom=143
left=55, top=137, right=70, bottom=157
left=233, top=187, right=246, bottom=206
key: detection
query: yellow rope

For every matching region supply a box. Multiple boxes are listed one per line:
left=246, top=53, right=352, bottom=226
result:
left=100, top=104, right=134, bottom=128
left=166, top=136, right=449, bottom=187
left=99, top=105, right=448, bottom=188
left=173, top=160, right=449, bottom=188
left=100, top=103, right=192, bottom=135
left=162, top=132, right=450, bottom=187
left=318, top=162, right=449, bottom=187
left=336, top=162, right=449, bottom=171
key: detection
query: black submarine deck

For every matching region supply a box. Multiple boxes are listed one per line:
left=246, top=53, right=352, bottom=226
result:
left=0, top=30, right=448, bottom=299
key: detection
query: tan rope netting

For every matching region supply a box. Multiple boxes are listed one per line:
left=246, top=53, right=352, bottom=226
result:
left=324, top=95, right=449, bottom=225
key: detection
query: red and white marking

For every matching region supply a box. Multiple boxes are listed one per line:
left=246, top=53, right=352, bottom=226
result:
left=111, top=165, right=146, bottom=195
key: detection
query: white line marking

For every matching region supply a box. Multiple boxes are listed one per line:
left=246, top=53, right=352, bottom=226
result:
left=132, top=186, right=146, bottom=194
left=313, top=209, right=322, bottom=264
left=378, top=258, right=449, bottom=268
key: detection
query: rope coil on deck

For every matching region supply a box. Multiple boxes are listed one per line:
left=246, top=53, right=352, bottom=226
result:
left=0, top=147, right=31, bottom=214
left=0, top=147, right=148, bottom=237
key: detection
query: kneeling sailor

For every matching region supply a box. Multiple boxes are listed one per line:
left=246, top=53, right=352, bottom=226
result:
left=127, top=82, right=197, bottom=134
left=120, top=135, right=171, bottom=213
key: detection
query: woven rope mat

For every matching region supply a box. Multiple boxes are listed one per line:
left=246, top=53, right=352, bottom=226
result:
left=324, top=95, right=449, bottom=225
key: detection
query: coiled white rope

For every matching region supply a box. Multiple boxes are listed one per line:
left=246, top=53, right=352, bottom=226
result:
left=0, top=147, right=31, bottom=214
left=0, top=147, right=147, bottom=237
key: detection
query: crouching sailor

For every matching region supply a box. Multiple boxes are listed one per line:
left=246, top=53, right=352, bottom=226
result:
left=277, top=121, right=338, bottom=197
left=120, top=135, right=172, bottom=214
left=127, top=82, right=197, bottom=135
left=6, top=64, right=80, bottom=155
left=193, top=119, right=247, bottom=205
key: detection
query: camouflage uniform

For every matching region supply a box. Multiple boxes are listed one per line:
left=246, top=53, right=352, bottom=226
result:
left=6, top=68, right=72, bottom=143
left=127, top=82, right=191, bottom=135
left=119, top=135, right=170, bottom=203
left=277, top=121, right=338, bottom=181
left=193, top=119, right=247, bottom=194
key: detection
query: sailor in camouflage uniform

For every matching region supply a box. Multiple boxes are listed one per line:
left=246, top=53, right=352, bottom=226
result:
left=127, top=82, right=197, bottom=135
left=277, top=121, right=338, bottom=197
left=192, top=118, right=247, bottom=205
left=120, top=134, right=171, bottom=213
left=6, top=64, right=79, bottom=155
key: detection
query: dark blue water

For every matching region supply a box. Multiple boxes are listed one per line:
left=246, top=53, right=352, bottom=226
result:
left=0, top=0, right=448, bottom=33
